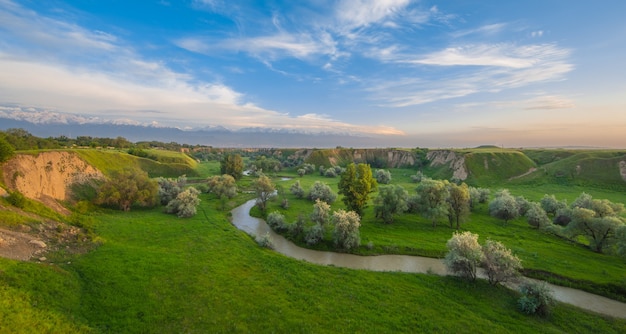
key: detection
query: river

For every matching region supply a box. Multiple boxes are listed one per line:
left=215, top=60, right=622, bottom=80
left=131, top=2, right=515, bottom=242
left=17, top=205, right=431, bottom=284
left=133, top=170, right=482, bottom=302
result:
left=231, top=199, right=626, bottom=319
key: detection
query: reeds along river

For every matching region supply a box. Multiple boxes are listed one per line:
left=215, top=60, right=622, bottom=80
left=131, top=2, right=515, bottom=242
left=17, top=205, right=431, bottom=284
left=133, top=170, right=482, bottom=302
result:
left=230, top=199, right=626, bottom=320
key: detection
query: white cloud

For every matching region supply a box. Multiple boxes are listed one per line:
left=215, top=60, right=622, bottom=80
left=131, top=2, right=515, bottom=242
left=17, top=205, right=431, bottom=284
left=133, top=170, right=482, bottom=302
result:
left=367, top=43, right=573, bottom=107
left=405, top=43, right=567, bottom=68
left=0, top=0, right=402, bottom=136
left=335, top=0, right=411, bottom=31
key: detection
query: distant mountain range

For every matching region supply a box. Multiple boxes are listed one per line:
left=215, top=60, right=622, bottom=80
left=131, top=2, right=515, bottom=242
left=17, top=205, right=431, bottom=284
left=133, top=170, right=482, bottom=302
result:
left=0, top=116, right=393, bottom=148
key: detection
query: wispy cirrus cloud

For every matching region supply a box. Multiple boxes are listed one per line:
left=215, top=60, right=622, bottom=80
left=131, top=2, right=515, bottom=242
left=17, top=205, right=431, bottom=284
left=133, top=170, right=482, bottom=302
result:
left=365, top=42, right=573, bottom=107
left=0, top=0, right=402, bottom=135
left=402, top=43, right=568, bottom=68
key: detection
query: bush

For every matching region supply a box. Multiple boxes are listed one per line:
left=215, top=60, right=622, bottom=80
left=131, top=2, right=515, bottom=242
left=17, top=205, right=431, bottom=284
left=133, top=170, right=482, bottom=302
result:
left=6, top=191, right=26, bottom=208
left=305, top=223, right=324, bottom=246
left=158, top=175, right=187, bottom=205
left=444, top=231, right=482, bottom=281
left=375, top=169, right=392, bottom=184
left=165, top=187, right=201, bottom=218
left=324, top=168, right=337, bottom=178
left=290, top=181, right=305, bottom=199
left=267, top=211, right=287, bottom=231
left=518, top=282, right=555, bottom=317
left=289, top=214, right=305, bottom=237
left=256, top=232, right=274, bottom=249
left=308, top=181, right=337, bottom=204
left=481, top=239, right=522, bottom=286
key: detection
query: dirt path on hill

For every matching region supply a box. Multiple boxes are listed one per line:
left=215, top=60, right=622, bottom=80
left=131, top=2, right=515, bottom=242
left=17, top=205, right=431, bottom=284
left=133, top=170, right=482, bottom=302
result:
left=508, top=167, right=537, bottom=180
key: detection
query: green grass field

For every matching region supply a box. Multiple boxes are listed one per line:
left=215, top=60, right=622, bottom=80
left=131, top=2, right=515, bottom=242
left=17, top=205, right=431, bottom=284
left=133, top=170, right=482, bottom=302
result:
left=1, top=149, right=626, bottom=332
left=1, top=193, right=625, bottom=333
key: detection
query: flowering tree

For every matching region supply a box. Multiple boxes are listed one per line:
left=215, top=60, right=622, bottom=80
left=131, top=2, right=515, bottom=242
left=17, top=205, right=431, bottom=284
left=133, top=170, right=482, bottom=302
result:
left=332, top=210, right=361, bottom=250
left=444, top=231, right=483, bottom=280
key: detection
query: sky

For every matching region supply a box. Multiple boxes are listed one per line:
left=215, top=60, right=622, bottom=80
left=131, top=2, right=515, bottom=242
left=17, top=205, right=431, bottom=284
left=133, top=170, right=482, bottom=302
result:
left=0, top=0, right=625, bottom=148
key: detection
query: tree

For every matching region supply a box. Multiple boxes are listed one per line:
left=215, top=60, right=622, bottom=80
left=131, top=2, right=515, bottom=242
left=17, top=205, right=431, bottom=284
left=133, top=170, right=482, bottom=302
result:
left=373, top=185, right=408, bottom=224
left=469, top=186, right=490, bottom=209
left=220, top=154, right=244, bottom=180
left=206, top=174, right=238, bottom=199
left=96, top=168, right=158, bottom=211
left=489, top=189, right=519, bottom=224
left=165, top=187, right=201, bottom=218
left=375, top=169, right=392, bottom=184
left=444, top=231, right=482, bottom=281
left=338, top=163, right=377, bottom=216
left=266, top=211, right=287, bottom=231
left=525, top=202, right=551, bottom=229
left=308, top=181, right=337, bottom=204
left=332, top=209, right=361, bottom=250
left=540, top=194, right=567, bottom=216
left=446, top=182, right=470, bottom=230
left=297, top=168, right=306, bottom=177
left=566, top=207, right=624, bottom=253
left=311, top=199, right=331, bottom=227
left=0, top=135, right=14, bottom=163
left=290, top=180, right=305, bottom=199
left=480, top=239, right=522, bottom=286
left=157, top=175, right=187, bottom=205
left=305, top=223, right=324, bottom=246
left=571, top=192, right=593, bottom=210
left=254, top=174, right=275, bottom=211
left=616, top=225, right=626, bottom=257
left=518, top=282, right=555, bottom=317
left=415, top=179, right=449, bottom=228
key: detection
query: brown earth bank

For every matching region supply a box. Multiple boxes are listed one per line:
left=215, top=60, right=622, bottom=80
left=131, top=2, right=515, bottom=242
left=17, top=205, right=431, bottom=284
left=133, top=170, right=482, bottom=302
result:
left=2, top=151, right=104, bottom=215
left=0, top=205, right=92, bottom=262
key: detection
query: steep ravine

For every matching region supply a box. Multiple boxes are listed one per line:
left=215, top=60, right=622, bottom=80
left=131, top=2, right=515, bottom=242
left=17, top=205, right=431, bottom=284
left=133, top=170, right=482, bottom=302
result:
left=2, top=151, right=104, bottom=214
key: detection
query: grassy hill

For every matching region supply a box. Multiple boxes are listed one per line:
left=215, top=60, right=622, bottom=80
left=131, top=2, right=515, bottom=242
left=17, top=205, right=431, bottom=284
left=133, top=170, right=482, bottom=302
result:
left=75, top=148, right=197, bottom=178
left=515, top=150, right=626, bottom=190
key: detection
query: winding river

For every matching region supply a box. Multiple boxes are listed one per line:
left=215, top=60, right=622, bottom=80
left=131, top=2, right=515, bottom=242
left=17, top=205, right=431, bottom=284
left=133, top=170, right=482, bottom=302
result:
left=231, top=199, right=626, bottom=319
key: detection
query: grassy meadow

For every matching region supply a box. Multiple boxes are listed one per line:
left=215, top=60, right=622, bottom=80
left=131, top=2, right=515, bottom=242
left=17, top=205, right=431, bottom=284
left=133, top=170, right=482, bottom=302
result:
left=1, top=149, right=626, bottom=332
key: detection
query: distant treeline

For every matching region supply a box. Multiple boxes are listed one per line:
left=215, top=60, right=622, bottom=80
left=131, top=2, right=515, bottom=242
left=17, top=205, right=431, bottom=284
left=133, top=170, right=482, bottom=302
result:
left=0, top=128, right=309, bottom=166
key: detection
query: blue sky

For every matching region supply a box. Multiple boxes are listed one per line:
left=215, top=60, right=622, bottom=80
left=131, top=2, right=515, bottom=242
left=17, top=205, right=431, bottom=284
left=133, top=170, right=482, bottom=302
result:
left=0, top=0, right=625, bottom=147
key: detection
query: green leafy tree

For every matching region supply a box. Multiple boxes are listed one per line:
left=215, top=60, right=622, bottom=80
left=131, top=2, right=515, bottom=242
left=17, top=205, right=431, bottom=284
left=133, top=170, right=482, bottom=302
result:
left=375, top=169, right=392, bottom=184
left=206, top=174, right=238, bottom=199
left=0, top=135, right=15, bottom=163
left=444, top=231, right=483, bottom=281
left=373, top=184, right=408, bottom=224
left=518, top=282, right=555, bottom=317
left=220, top=154, right=244, bottom=180
left=338, top=163, right=377, bottom=216
left=446, top=182, right=470, bottom=230
left=308, top=181, right=337, bottom=204
left=415, top=179, right=449, bottom=228
left=254, top=174, right=275, bottom=211
left=488, top=189, right=519, bottom=224
left=616, top=225, right=626, bottom=257
left=525, top=202, right=551, bottom=229
left=165, top=187, right=201, bottom=218
left=480, top=240, right=522, bottom=286
left=266, top=211, right=287, bottom=231
left=540, top=194, right=567, bottom=216
left=96, top=168, right=158, bottom=211
left=566, top=207, right=624, bottom=253
left=290, top=180, right=305, bottom=199
left=332, top=209, right=361, bottom=250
